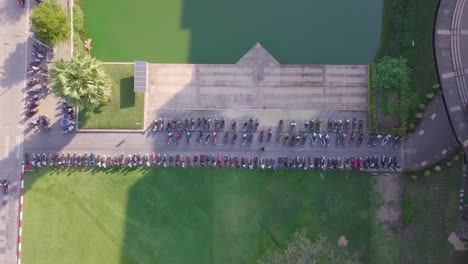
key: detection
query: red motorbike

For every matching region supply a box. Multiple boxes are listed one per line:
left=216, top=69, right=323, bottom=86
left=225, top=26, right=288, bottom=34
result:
left=26, top=108, right=38, bottom=117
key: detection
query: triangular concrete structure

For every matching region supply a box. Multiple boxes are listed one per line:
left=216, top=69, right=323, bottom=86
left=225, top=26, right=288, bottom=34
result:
left=236, top=43, right=280, bottom=68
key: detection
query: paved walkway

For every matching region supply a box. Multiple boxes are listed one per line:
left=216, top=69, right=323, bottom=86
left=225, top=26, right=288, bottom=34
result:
left=0, top=0, right=30, bottom=263
left=147, top=43, right=369, bottom=114
left=435, top=0, right=468, bottom=157
left=403, top=94, right=458, bottom=169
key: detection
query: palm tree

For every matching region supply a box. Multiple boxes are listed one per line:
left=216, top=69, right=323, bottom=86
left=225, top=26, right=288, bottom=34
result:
left=50, top=53, right=112, bottom=109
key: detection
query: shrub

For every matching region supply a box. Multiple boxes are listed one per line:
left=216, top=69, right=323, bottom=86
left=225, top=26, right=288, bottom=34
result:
left=424, top=170, right=431, bottom=177
left=409, top=123, right=416, bottom=129
left=453, top=155, right=460, bottom=161
left=426, top=93, right=434, bottom=99
left=415, top=112, right=423, bottom=119
left=369, top=65, right=378, bottom=133
left=73, top=5, right=84, bottom=32
left=446, top=161, right=453, bottom=167
left=31, top=0, right=70, bottom=45
left=403, top=199, right=415, bottom=224
left=418, top=103, right=426, bottom=110
left=434, top=166, right=442, bottom=172
left=374, top=56, right=411, bottom=92
left=410, top=175, right=418, bottom=181
left=432, top=83, right=440, bottom=90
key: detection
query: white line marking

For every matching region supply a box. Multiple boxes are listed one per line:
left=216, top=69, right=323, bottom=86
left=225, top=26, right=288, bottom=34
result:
left=430, top=113, right=436, bottom=120
left=441, top=149, right=447, bottom=155
left=442, top=72, right=455, bottom=79
left=463, top=139, right=468, bottom=147
left=450, top=105, right=461, bottom=112
left=4, top=136, right=10, bottom=157
left=437, top=29, right=451, bottom=35
left=421, top=161, right=428, bottom=166
left=418, top=130, right=425, bottom=136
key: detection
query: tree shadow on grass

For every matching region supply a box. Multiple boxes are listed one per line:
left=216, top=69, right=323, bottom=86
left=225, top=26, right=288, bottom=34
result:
left=120, top=77, right=135, bottom=109
left=77, top=107, right=103, bottom=129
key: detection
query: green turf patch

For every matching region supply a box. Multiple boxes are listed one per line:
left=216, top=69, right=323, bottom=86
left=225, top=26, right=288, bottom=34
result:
left=78, top=64, right=144, bottom=130
left=403, top=160, right=465, bottom=263
left=375, top=0, right=439, bottom=131
left=23, top=168, right=377, bottom=264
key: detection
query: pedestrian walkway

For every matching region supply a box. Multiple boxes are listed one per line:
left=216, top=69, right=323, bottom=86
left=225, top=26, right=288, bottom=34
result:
left=403, top=95, right=458, bottom=169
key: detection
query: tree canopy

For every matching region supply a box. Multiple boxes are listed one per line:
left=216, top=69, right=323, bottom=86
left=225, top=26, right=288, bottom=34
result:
left=50, top=53, right=112, bottom=110
left=258, top=230, right=359, bottom=264
left=373, top=56, right=411, bottom=92
left=31, top=0, right=70, bottom=45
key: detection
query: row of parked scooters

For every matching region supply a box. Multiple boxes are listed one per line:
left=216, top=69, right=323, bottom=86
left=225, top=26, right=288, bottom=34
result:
left=23, top=152, right=400, bottom=171
left=25, top=40, right=49, bottom=119
left=155, top=117, right=402, bottom=147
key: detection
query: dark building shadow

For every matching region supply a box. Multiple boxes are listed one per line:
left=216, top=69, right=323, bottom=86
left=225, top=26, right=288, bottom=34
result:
left=0, top=0, right=26, bottom=25
left=0, top=39, right=28, bottom=93
left=120, top=77, right=135, bottom=109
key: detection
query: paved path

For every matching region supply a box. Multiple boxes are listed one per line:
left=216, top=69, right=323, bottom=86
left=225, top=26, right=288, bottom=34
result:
left=147, top=43, right=369, bottom=115
left=0, top=0, right=30, bottom=263
left=435, top=0, right=468, bottom=157
left=403, top=94, right=459, bottom=169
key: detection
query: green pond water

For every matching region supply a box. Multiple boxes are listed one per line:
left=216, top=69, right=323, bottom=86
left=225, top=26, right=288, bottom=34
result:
left=82, top=0, right=383, bottom=64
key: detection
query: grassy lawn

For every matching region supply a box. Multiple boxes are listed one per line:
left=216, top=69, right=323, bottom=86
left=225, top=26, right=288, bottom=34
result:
left=374, top=0, right=439, bottom=131
left=78, top=64, right=144, bottom=130
left=21, top=168, right=388, bottom=264
left=403, top=160, right=467, bottom=263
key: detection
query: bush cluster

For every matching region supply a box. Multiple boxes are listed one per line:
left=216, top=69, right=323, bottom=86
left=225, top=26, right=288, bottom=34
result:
left=403, top=199, right=415, bottom=224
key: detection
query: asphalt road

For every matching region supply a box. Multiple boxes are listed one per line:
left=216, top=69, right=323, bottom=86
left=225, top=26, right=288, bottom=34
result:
left=435, top=0, right=468, bottom=157
left=0, top=0, right=30, bottom=262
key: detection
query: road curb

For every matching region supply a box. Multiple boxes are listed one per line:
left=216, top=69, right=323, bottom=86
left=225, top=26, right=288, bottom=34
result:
left=76, top=129, right=146, bottom=134
left=17, top=165, right=24, bottom=264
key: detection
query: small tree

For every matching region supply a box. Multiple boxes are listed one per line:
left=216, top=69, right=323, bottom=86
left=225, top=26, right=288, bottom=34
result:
left=415, top=112, right=423, bottom=119
left=434, top=166, right=442, bottom=172
left=50, top=53, right=112, bottom=109
left=410, top=175, right=418, bottom=181
left=409, top=123, right=416, bottom=129
left=31, top=0, right=70, bottom=45
left=418, top=103, right=426, bottom=110
left=426, top=93, right=434, bottom=99
left=373, top=56, right=411, bottom=92
left=424, top=170, right=431, bottom=177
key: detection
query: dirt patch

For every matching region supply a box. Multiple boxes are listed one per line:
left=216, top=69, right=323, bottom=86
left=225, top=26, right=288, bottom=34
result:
left=377, top=206, right=401, bottom=225
left=338, top=236, right=348, bottom=247
left=376, top=92, right=401, bottom=128
left=375, top=173, right=402, bottom=204
left=374, top=173, right=403, bottom=228
left=448, top=232, right=466, bottom=251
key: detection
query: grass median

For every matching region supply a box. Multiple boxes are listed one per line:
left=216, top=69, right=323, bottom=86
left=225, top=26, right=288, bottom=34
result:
left=21, top=168, right=388, bottom=264
left=78, top=64, right=144, bottom=130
